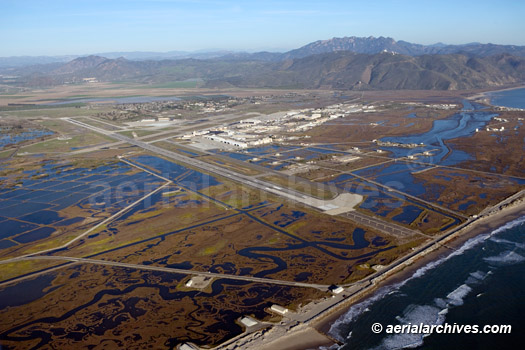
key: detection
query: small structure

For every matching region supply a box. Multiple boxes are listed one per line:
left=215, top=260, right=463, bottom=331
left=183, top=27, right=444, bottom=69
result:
left=184, top=276, right=213, bottom=289
left=270, top=304, right=289, bottom=316
left=372, top=264, right=385, bottom=272
left=329, top=285, right=345, bottom=295
left=240, top=316, right=258, bottom=328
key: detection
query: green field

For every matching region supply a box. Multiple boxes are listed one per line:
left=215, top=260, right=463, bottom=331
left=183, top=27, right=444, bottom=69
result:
left=149, top=81, right=202, bottom=89
left=19, top=132, right=113, bottom=153
left=0, top=103, right=86, bottom=112
left=4, top=106, right=115, bottom=118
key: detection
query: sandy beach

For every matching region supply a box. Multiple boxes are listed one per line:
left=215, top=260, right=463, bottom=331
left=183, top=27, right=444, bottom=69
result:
left=234, top=197, right=525, bottom=350
left=467, top=84, right=525, bottom=103
left=315, top=198, right=525, bottom=335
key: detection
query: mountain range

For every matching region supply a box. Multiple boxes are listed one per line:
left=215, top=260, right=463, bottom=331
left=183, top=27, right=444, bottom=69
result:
left=2, top=36, right=525, bottom=91
left=3, top=36, right=525, bottom=67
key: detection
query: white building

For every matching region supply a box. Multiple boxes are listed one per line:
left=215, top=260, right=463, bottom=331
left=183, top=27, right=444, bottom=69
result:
left=331, top=286, right=345, bottom=294
left=204, top=134, right=248, bottom=148
left=270, top=304, right=289, bottom=315
left=240, top=316, right=258, bottom=328
left=193, top=130, right=209, bottom=136
left=248, top=137, right=273, bottom=146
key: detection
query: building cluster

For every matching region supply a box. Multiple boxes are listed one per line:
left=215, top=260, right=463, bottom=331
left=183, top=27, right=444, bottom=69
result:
left=494, top=106, right=525, bottom=112
left=374, top=140, right=424, bottom=148
left=403, top=102, right=458, bottom=110
left=82, top=77, right=98, bottom=83
left=485, top=126, right=505, bottom=132
left=95, top=96, right=254, bottom=121
left=182, top=102, right=368, bottom=149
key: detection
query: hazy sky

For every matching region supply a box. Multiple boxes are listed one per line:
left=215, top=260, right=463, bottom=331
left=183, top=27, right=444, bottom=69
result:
left=1, top=0, right=524, bottom=56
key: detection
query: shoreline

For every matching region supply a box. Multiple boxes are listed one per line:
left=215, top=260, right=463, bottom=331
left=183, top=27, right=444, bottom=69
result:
left=237, top=197, right=525, bottom=350
left=467, top=84, right=525, bottom=105
left=314, top=198, right=525, bottom=339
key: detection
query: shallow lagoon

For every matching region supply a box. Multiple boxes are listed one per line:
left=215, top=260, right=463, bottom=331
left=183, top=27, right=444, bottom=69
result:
left=0, top=129, right=54, bottom=149
left=380, top=101, right=495, bottom=166
left=0, top=160, right=166, bottom=249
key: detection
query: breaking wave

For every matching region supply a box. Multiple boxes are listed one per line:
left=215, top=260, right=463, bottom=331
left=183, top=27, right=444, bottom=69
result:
left=489, top=237, right=525, bottom=250
left=484, top=250, right=525, bottom=266
left=329, top=215, right=525, bottom=347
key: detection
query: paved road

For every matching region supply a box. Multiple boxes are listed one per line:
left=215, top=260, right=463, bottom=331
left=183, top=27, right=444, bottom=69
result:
left=219, top=146, right=467, bottom=220
left=479, top=189, right=525, bottom=216
left=63, top=117, right=422, bottom=238
left=63, top=117, right=113, bottom=135
left=111, top=132, right=339, bottom=210
left=63, top=117, right=338, bottom=210
left=350, top=172, right=468, bottom=220
left=79, top=116, right=126, bottom=130
left=137, top=113, right=255, bottom=142
left=19, top=256, right=331, bottom=290
left=341, top=211, right=418, bottom=237
left=0, top=183, right=171, bottom=266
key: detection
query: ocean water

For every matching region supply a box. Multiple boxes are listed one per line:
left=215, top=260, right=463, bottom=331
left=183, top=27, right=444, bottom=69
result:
left=327, top=216, right=525, bottom=350
left=325, top=92, right=525, bottom=350
left=488, top=87, right=525, bottom=109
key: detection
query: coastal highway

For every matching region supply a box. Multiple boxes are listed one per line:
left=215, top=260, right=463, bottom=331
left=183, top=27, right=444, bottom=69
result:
left=12, top=256, right=332, bottom=290
left=479, top=189, right=525, bottom=216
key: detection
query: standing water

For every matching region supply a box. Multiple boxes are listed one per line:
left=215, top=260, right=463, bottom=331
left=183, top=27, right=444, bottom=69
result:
left=325, top=93, right=525, bottom=349
left=327, top=217, right=525, bottom=350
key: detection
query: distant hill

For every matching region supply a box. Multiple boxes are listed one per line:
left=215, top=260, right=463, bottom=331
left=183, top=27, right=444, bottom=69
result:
left=9, top=51, right=525, bottom=91
left=52, top=55, right=110, bottom=74
left=0, top=51, right=241, bottom=68
left=0, top=55, right=77, bottom=68
left=276, top=36, right=525, bottom=59
left=204, top=52, right=525, bottom=90
left=282, top=36, right=406, bottom=59
left=4, top=35, right=525, bottom=91
left=3, top=35, right=525, bottom=69
left=274, top=52, right=525, bottom=90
